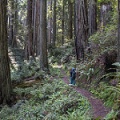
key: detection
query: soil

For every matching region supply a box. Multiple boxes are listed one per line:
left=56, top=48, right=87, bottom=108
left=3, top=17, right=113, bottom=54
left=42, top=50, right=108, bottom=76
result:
left=61, top=70, right=111, bottom=119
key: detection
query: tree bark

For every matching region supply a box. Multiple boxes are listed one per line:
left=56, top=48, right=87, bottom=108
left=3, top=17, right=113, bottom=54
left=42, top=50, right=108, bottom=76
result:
left=62, top=0, right=65, bottom=45
left=8, top=0, right=14, bottom=46
left=52, top=0, right=56, bottom=47
left=32, top=0, right=36, bottom=55
left=88, top=0, right=97, bottom=36
left=118, top=0, right=120, bottom=62
left=8, top=0, right=18, bottom=48
left=12, top=0, right=18, bottom=48
left=25, top=0, right=33, bottom=59
left=75, top=0, right=89, bottom=61
left=0, top=0, right=11, bottom=104
left=36, top=0, right=40, bottom=56
left=68, top=0, right=73, bottom=40
left=47, top=0, right=53, bottom=46
left=39, top=0, right=49, bottom=71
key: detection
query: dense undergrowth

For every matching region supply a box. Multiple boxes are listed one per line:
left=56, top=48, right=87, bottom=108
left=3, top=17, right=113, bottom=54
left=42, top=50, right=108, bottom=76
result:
left=8, top=38, right=120, bottom=119
left=74, top=11, right=120, bottom=119
left=1, top=10, right=120, bottom=119
left=53, top=11, right=120, bottom=119
left=0, top=68, right=91, bottom=120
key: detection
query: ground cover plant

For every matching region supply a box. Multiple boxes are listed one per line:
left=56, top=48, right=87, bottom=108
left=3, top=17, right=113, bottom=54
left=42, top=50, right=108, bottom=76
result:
left=0, top=69, right=91, bottom=120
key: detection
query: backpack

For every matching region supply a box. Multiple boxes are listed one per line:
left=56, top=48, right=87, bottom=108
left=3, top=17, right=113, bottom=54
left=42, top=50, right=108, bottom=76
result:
left=72, top=70, right=76, bottom=79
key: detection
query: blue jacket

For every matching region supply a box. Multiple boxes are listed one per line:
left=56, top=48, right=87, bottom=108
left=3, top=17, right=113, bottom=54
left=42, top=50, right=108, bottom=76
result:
left=70, top=68, right=76, bottom=79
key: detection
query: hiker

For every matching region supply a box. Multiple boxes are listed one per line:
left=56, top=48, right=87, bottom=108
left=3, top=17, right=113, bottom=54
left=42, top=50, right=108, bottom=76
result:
left=69, top=68, right=76, bottom=85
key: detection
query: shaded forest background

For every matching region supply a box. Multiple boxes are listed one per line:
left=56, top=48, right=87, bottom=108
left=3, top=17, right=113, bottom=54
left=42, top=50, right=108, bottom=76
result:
left=0, top=0, right=120, bottom=119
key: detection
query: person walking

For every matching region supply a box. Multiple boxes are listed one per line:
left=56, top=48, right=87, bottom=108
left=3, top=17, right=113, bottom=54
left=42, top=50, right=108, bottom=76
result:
left=69, top=68, right=76, bottom=85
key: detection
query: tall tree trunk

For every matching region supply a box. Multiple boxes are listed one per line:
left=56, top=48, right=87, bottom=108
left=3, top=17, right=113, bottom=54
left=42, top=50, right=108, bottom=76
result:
left=62, top=0, right=65, bottom=45
left=32, top=0, right=36, bottom=55
left=36, top=0, right=40, bottom=56
left=25, top=0, right=33, bottom=59
left=74, top=0, right=76, bottom=41
left=68, top=0, right=73, bottom=40
left=8, top=0, right=14, bottom=46
left=39, top=0, right=49, bottom=71
left=8, top=0, right=18, bottom=48
left=118, top=0, right=120, bottom=62
left=88, top=0, right=97, bottom=36
left=47, top=0, right=53, bottom=46
left=75, top=0, right=89, bottom=61
left=0, top=0, right=11, bottom=104
left=12, top=0, right=18, bottom=48
left=52, top=0, right=56, bottom=47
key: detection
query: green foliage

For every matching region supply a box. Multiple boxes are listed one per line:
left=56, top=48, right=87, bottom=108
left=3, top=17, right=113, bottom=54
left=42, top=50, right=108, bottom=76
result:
left=49, top=44, right=73, bottom=64
left=88, top=62, right=120, bottom=118
left=97, top=0, right=117, bottom=9
left=90, top=82, right=119, bottom=107
left=89, top=25, right=117, bottom=55
left=106, top=85, right=120, bottom=97
left=60, top=109, right=91, bottom=120
left=79, top=66, right=94, bottom=82
left=11, top=58, right=45, bottom=81
left=90, top=81, right=120, bottom=120
left=75, top=60, right=97, bottom=87
left=49, top=65, right=61, bottom=77
left=0, top=75, right=91, bottom=120
left=104, top=109, right=118, bottom=120
left=98, top=0, right=113, bottom=3
left=49, top=47, right=65, bottom=63
left=89, top=10, right=117, bottom=56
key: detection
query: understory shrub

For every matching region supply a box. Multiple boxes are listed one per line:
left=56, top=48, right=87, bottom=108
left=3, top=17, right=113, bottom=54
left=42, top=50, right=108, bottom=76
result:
left=0, top=78, right=91, bottom=120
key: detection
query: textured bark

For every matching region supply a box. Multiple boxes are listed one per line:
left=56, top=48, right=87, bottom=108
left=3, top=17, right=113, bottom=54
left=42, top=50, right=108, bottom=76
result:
left=68, top=0, right=73, bottom=40
left=32, top=0, right=36, bottom=55
left=118, top=0, right=120, bottom=62
left=8, top=0, right=18, bottom=48
left=39, top=0, right=49, bottom=70
left=88, top=0, right=97, bottom=36
left=25, top=0, right=33, bottom=59
left=12, top=0, right=18, bottom=48
left=62, top=0, right=65, bottom=45
left=0, top=0, right=11, bottom=104
left=75, top=0, right=89, bottom=61
left=52, top=0, right=56, bottom=47
left=36, top=0, right=40, bottom=56
left=47, top=0, right=53, bottom=45
left=74, top=0, right=76, bottom=41
left=8, top=0, right=14, bottom=46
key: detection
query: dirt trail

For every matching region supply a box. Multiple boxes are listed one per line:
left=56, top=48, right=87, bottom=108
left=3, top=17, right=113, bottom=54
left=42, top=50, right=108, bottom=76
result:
left=61, top=70, right=110, bottom=119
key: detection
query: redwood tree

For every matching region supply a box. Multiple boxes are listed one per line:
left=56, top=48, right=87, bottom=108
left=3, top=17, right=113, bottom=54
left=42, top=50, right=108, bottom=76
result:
left=8, top=0, right=14, bottom=46
left=62, top=0, right=65, bottom=45
left=47, top=0, right=53, bottom=46
left=0, top=0, right=11, bottom=104
left=88, top=0, right=97, bottom=36
left=39, top=0, right=49, bottom=70
left=36, top=0, right=40, bottom=56
left=68, top=0, right=73, bottom=40
left=8, top=0, right=18, bottom=48
left=25, top=0, right=33, bottom=59
left=118, top=0, right=120, bottom=62
left=75, top=0, right=89, bottom=60
left=52, top=0, right=56, bottom=47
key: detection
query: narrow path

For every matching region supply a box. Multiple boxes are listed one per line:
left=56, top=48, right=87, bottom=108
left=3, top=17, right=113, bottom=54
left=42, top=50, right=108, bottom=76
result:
left=61, top=70, right=110, bottom=119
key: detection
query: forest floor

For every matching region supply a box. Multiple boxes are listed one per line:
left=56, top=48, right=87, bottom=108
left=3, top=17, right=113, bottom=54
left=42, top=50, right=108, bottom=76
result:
left=57, top=68, right=111, bottom=119
left=12, top=65, right=111, bottom=119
